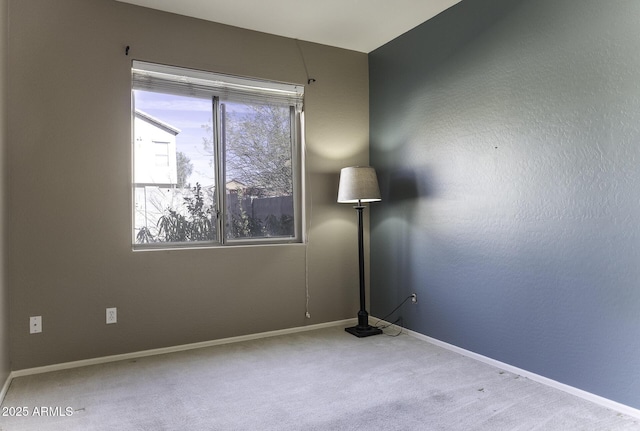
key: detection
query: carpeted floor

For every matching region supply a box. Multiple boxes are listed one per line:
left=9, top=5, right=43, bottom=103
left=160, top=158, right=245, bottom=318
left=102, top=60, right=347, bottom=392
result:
left=1, top=325, right=638, bottom=430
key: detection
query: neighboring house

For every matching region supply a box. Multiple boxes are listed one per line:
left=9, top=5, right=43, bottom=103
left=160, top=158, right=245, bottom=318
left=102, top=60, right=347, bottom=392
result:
left=225, top=179, right=247, bottom=194
left=133, top=109, right=180, bottom=187
left=133, top=110, right=181, bottom=236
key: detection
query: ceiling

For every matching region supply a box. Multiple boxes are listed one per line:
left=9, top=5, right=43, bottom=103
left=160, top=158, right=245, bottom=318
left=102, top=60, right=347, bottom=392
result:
left=115, top=0, right=461, bottom=53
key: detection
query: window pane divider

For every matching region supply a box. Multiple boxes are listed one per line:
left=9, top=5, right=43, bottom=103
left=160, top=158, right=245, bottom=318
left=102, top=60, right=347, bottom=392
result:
left=213, top=96, right=226, bottom=244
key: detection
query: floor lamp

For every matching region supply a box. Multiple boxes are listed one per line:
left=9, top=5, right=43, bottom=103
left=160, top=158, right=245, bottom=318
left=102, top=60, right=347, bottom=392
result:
left=338, top=166, right=383, bottom=338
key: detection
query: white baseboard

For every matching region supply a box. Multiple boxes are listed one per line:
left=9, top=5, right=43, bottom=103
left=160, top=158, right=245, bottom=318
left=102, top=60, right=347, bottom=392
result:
left=1, top=371, right=11, bottom=405
left=2, top=318, right=356, bottom=403
left=371, top=317, right=640, bottom=420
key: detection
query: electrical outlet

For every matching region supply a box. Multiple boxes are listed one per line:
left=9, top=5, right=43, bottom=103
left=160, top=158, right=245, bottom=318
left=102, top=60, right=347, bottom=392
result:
left=411, top=293, right=418, bottom=304
left=30, top=316, right=42, bottom=334
left=106, top=307, right=117, bottom=324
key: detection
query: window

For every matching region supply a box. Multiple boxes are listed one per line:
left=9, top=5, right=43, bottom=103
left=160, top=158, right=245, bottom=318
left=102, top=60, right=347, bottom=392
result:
left=154, top=142, right=170, bottom=167
left=132, top=61, right=304, bottom=248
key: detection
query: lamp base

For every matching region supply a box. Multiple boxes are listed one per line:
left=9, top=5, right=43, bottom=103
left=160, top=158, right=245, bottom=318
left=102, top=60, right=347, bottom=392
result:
left=345, top=325, right=383, bottom=338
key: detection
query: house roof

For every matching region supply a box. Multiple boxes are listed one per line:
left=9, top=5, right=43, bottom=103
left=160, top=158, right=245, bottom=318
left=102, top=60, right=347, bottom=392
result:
left=135, top=109, right=181, bottom=135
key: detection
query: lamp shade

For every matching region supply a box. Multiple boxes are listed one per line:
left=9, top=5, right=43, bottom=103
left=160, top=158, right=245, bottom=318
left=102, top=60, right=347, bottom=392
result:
left=337, top=166, right=382, bottom=204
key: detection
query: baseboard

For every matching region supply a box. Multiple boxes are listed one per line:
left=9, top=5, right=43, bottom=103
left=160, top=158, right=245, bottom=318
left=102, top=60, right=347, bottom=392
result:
left=371, top=317, right=640, bottom=420
left=7, top=318, right=356, bottom=382
left=1, top=371, right=11, bottom=405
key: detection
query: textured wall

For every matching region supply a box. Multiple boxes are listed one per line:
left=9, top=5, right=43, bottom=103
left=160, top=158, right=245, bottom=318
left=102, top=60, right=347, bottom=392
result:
left=7, top=0, right=368, bottom=370
left=370, top=0, right=640, bottom=408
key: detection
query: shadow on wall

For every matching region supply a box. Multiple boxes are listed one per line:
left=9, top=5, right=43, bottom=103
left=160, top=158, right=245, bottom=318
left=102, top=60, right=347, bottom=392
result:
left=386, top=169, right=427, bottom=203
left=378, top=166, right=435, bottom=215
left=371, top=167, right=434, bottom=322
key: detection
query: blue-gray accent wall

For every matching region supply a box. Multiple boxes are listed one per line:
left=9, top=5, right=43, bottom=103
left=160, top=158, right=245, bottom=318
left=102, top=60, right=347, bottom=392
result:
left=369, top=0, right=640, bottom=408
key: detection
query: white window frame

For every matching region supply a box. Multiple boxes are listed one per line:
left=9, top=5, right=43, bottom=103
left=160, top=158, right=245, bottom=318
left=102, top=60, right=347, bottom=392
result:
left=131, top=61, right=305, bottom=249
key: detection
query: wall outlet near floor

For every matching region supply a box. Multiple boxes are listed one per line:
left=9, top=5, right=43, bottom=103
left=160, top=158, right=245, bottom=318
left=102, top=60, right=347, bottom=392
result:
left=106, top=307, right=117, bottom=324
left=411, top=293, right=418, bottom=304
left=30, top=316, right=42, bottom=334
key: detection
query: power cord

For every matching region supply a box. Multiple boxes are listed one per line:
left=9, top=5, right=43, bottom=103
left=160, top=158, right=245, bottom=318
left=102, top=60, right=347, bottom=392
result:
left=373, top=294, right=415, bottom=336
left=377, top=316, right=405, bottom=337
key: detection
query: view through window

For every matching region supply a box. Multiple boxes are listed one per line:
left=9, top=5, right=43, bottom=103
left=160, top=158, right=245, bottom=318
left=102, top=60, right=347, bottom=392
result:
left=132, top=62, right=303, bottom=248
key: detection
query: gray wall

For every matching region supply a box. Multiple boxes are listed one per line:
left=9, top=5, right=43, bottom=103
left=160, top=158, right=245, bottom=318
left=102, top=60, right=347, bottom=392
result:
left=370, top=0, right=640, bottom=409
left=0, top=0, right=9, bottom=386
left=7, top=0, right=369, bottom=370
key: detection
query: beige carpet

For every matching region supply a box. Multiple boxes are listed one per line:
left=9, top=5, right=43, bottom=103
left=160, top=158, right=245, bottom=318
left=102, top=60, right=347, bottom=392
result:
left=1, top=325, right=638, bottom=430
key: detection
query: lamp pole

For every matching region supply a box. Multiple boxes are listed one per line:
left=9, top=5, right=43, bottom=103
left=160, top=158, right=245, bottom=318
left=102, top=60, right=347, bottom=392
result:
left=345, top=201, right=382, bottom=337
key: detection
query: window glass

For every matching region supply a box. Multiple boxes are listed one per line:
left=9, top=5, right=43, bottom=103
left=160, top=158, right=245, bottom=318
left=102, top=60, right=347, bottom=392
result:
left=132, top=62, right=302, bottom=248
left=133, top=91, right=217, bottom=245
left=222, top=101, right=295, bottom=240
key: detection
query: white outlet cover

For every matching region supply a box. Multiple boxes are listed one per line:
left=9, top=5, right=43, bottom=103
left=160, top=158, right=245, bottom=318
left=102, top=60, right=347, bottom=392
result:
left=106, top=307, right=117, bottom=324
left=30, top=316, right=42, bottom=334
